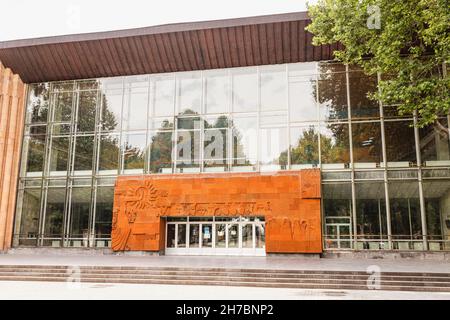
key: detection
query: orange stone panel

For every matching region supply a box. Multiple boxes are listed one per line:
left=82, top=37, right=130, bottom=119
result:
left=112, top=170, right=322, bottom=253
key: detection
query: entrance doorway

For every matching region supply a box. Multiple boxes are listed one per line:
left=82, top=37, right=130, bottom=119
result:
left=165, top=216, right=265, bottom=256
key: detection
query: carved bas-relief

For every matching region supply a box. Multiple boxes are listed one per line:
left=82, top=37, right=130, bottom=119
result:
left=112, top=170, right=322, bottom=253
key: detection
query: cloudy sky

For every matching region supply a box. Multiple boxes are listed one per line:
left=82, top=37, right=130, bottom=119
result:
left=0, top=0, right=315, bottom=41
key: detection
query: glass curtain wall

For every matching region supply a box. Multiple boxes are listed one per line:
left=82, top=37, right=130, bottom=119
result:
left=14, top=61, right=450, bottom=251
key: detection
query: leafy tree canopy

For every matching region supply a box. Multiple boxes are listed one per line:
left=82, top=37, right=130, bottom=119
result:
left=306, top=0, right=450, bottom=126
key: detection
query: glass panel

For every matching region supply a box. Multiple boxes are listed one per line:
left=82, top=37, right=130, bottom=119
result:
left=228, top=224, right=239, bottom=248
left=204, top=128, right=227, bottom=161
left=232, top=67, right=257, bottom=112
left=318, top=65, right=348, bottom=121
left=27, top=83, right=50, bottom=124
left=123, top=86, right=149, bottom=130
left=189, top=224, right=200, bottom=248
left=259, top=127, right=288, bottom=169
left=44, top=188, right=66, bottom=238
left=215, top=224, right=226, bottom=248
left=148, top=131, right=173, bottom=174
left=77, top=91, right=97, bottom=132
left=74, top=136, right=94, bottom=173
left=95, top=186, right=113, bottom=239
left=153, top=77, right=175, bottom=117
left=352, top=122, right=382, bottom=166
left=49, top=136, right=70, bottom=174
left=16, top=189, right=41, bottom=245
left=290, top=126, right=319, bottom=166
left=232, top=116, right=257, bottom=168
left=320, top=123, right=350, bottom=165
left=355, top=182, right=387, bottom=242
left=423, top=180, right=450, bottom=245
left=419, top=118, right=450, bottom=165
left=389, top=181, right=422, bottom=242
left=202, top=224, right=212, bottom=248
left=53, top=92, right=73, bottom=122
left=255, top=224, right=265, bottom=248
left=101, top=89, right=122, bottom=132
left=166, top=224, right=175, bottom=248
left=123, top=133, right=146, bottom=172
left=242, top=224, right=253, bottom=248
left=68, top=187, right=91, bottom=244
left=348, top=72, right=378, bottom=119
left=177, top=224, right=186, bottom=248
left=98, top=134, right=120, bottom=173
left=384, top=121, right=416, bottom=165
left=289, top=77, right=318, bottom=122
left=260, top=65, right=287, bottom=111
left=25, top=135, right=46, bottom=174
left=178, top=75, right=202, bottom=114
left=205, top=70, right=229, bottom=114
left=176, top=130, right=200, bottom=169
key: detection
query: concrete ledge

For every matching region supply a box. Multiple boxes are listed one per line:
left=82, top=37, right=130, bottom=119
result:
left=323, top=250, right=450, bottom=261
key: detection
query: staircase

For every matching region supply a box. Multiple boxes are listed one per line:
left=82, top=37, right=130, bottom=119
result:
left=0, top=265, right=449, bottom=292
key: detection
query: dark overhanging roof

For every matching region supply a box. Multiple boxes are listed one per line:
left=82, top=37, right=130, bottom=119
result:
left=0, top=11, right=340, bottom=83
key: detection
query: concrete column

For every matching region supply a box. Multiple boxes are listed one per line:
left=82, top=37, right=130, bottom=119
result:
left=0, top=61, right=26, bottom=251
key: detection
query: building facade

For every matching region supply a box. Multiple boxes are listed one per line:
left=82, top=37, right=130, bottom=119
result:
left=0, top=12, right=449, bottom=255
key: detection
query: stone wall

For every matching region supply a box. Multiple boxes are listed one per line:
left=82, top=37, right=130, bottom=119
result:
left=0, top=62, right=26, bottom=251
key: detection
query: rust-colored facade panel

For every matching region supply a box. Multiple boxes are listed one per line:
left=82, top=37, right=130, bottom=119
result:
left=112, top=170, right=322, bottom=254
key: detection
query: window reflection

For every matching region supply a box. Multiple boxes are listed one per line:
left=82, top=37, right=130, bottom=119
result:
left=260, top=65, right=287, bottom=111
left=101, top=90, right=123, bottom=132
left=74, top=135, right=94, bottom=173
left=52, top=92, right=73, bottom=122
left=352, top=122, right=382, bottom=166
left=178, top=75, right=202, bottom=114
left=27, top=84, right=50, bottom=123
left=98, top=134, right=120, bottom=173
left=25, top=134, right=46, bottom=175
left=289, top=77, right=318, bottom=122
left=149, top=131, right=172, bottom=174
left=320, top=123, right=350, bottom=166
left=232, top=68, right=257, bottom=112
left=205, top=71, right=229, bottom=114
left=69, top=187, right=92, bottom=246
left=419, top=118, right=450, bottom=165
left=49, top=136, right=70, bottom=173
left=77, top=91, right=97, bottom=132
left=318, top=63, right=348, bottom=121
left=389, top=181, right=422, bottom=244
left=95, top=186, right=113, bottom=240
left=44, top=187, right=66, bottom=239
left=348, top=71, right=378, bottom=119
left=290, top=126, right=319, bottom=167
left=123, top=133, right=147, bottom=173
left=384, top=121, right=416, bottom=165
left=355, top=182, right=387, bottom=245
left=153, top=77, right=175, bottom=116
left=16, top=189, right=41, bottom=246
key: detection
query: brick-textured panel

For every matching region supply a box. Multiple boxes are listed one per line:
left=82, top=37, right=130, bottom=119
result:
left=0, top=62, right=26, bottom=251
left=112, top=170, right=322, bottom=254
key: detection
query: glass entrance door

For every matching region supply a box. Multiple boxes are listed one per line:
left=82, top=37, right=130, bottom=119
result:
left=165, top=216, right=265, bottom=256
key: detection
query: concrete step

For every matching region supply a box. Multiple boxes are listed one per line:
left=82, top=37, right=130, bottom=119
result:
left=0, top=269, right=449, bottom=284
left=0, top=273, right=448, bottom=288
left=0, top=265, right=449, bottom=292
left=0, top=275, right=449, bottom=292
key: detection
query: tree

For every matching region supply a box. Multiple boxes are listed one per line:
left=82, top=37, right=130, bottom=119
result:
left=306, top=0, right=449, bottom=126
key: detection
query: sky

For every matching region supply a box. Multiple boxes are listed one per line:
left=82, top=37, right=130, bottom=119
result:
left=0, top=0, right=315, bottom=42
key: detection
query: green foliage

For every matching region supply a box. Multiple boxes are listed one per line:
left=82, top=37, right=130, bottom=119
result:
left=306, top=0, right=450, bottom=126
